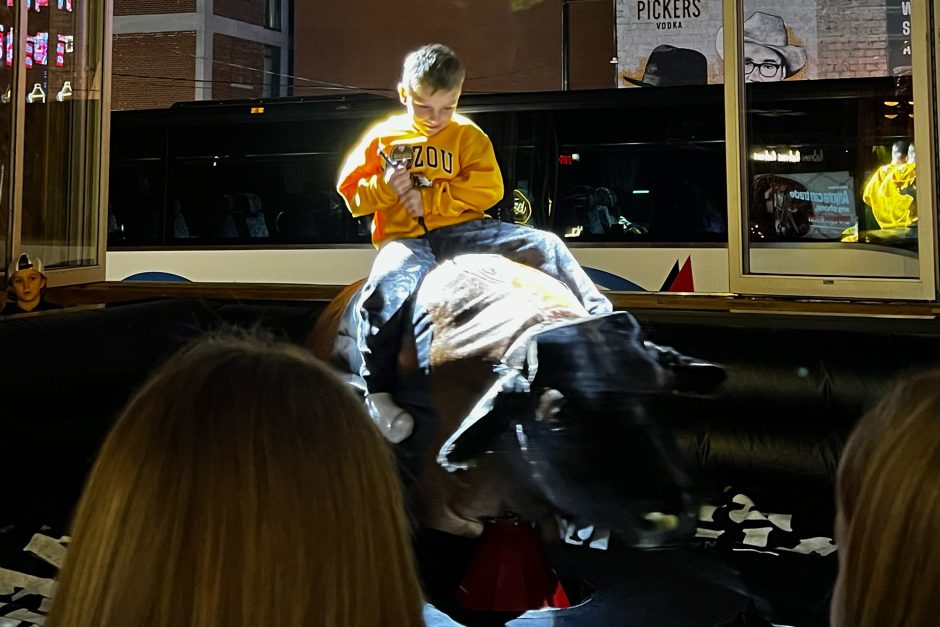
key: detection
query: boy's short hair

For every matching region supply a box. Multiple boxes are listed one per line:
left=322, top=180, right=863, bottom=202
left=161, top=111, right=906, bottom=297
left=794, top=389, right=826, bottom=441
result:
left=401, top=44, right=465, bottom=94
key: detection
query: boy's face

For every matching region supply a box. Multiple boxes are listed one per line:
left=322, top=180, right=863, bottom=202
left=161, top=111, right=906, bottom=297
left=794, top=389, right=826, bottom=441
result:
left=399, top=82, right=461, bottom=137
left=10, top=268, right=44, bottom=306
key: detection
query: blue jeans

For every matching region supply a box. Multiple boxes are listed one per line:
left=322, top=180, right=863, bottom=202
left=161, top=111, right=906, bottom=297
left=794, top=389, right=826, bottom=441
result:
left=423, top=603, right=464, bottom=626
left=357, top=218, right=613, bottom=393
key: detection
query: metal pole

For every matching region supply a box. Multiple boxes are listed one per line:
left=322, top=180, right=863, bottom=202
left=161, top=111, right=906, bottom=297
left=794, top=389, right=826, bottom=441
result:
left=611, top=0, right=618, bottom=87
left=562, top=0, right=569, bottom=90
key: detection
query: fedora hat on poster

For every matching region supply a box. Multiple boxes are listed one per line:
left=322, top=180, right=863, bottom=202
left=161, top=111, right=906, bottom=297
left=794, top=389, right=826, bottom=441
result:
left=716, top=12, right=807, bottom=75
left=624, top=45, right=708, bottom=87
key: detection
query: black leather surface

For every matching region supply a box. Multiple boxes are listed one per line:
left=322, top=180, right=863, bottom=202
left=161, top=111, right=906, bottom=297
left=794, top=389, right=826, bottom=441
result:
left=0, top=298, right=326, bottom=528
left=634, top=309, right=940, bottom=491
left=5, top=299, right=934, bottom=627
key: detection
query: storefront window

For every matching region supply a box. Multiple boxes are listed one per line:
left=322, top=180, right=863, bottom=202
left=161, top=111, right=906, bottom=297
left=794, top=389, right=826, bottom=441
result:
left=0, top=3, right=13, bottom=268
left=741, top=0, right=925, bottom=281
left=19, top=0, right=107, bottom=270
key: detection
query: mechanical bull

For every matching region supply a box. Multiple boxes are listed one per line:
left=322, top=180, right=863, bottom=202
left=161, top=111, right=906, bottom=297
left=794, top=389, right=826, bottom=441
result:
left=310, top=253, right=725, bottom=548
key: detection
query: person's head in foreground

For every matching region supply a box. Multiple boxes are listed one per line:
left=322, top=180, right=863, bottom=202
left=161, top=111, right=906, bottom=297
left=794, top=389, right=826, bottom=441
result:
left=46, top=333, right=423, bottom=627
left=831, top=370, right=940, bottom=627
left=398, top=43, right=465, bottom=137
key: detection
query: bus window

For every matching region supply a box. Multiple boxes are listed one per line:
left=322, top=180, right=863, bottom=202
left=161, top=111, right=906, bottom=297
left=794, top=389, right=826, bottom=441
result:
left=473, top=109, right=547, bottom=227
left=109, top=119, right=167, bottom=247
left=164, top=116, right=374, bottom=246
left=109, top=160, right=167, bottom=246
left=547, top=88, right=727, bottom=244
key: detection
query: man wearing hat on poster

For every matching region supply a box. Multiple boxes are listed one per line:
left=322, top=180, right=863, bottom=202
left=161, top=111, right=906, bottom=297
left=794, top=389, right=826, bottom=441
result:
left=624, top=45, right=708, bottom=87
left=716, top=11, right=807, bottom=82
left=3, top=252, right=60, bottom=316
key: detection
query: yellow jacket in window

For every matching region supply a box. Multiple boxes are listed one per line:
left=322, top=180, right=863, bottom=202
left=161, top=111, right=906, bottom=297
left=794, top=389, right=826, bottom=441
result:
left=863, top=162, right=917, bottom=229
left=337, top=112, right=504, bottom=247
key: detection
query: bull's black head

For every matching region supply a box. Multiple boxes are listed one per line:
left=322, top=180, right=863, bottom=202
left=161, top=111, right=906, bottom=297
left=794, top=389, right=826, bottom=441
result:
left=438, top=312, right=725, bottom=548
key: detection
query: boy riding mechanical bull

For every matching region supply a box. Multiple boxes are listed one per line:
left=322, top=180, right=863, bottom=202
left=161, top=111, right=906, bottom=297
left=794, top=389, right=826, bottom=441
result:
left=336, top=43, right=612, bottom=442
left=332, top=43, right=726, bottom=550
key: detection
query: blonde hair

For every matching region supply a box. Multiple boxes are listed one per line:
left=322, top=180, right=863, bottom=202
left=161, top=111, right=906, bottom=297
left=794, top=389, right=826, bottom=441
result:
left=401, top=43, right=465, bottom=94
left=46, top=334, right=423, bottom=627
left=831, top=370, right=940, bottom=627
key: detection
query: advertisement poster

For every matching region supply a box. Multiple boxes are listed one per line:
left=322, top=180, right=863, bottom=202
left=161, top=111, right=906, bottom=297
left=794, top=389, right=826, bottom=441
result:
left=885, top=0, right=912, bottom=76
left=751, top=171, right=856, bottom=240
left=616, top=0, right=897, bottom=87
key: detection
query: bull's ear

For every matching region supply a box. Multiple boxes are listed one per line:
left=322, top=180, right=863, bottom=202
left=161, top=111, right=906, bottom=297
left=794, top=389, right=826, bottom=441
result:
left=644, top=341, right=726, bottom=396
left=437, top=369, right=531, bottom=472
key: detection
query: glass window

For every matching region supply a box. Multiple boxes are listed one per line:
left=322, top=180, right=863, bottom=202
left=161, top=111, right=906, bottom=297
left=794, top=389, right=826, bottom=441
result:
left=263, top=45, right=280, bottom=98
left=110, top=94, right=730, bottom=253
left=99, top=0, right=939, bottom=300
left=740, top=0, right=925, bottom=282
left=108, top=116, right=166, bottom=247
left=162, top=114, right=373, bottom=246
left=547, top=99, right=727, bottom=244
left=0, top=3, right=13, bottom=270
left=20, top=0, right=106, bottom=270
left=454, top=95, right=727, bottom=246
left=265, top=0, right=281, bottom=31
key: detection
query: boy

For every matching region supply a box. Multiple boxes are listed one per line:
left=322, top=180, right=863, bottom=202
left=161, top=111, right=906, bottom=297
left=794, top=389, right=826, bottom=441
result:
left=3, top=253, right=59, bottom=316
left=337, top=43, right=611, bottom=442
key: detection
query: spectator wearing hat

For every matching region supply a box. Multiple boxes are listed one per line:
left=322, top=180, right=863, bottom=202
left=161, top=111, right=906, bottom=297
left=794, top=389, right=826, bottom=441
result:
left=3, top=253, right=60, bottom=316
left=717, top=12, right=807, bottom=82
left=624, top=45, right=708, bottom=87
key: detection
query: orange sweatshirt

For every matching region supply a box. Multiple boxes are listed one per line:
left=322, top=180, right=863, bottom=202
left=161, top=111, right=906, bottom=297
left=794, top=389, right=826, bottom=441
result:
left=337, top=112, right=504, bottom=247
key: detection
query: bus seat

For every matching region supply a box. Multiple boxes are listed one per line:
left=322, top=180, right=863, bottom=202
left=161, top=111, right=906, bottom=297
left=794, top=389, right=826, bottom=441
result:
left=211, top=193, right=238, bottom=238
left=172, top=198, right=192, bottom=239
left=275, top=207, right=322, bottom=241
left=233, top=193, right=269, bottom=238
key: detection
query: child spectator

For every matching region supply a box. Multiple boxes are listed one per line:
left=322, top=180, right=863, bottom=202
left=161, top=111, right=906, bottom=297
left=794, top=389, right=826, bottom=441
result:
left=3, top=253, right=60, bottom=316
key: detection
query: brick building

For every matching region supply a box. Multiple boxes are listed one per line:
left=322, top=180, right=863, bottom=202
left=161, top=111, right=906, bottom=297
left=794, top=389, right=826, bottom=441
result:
left=293, top=0, right=616, bottom=96
left=293, top=0, right=900, bottom=95
left=112, top=0, right=291, bottom=110
left=108, top=0, right=900, bottom=106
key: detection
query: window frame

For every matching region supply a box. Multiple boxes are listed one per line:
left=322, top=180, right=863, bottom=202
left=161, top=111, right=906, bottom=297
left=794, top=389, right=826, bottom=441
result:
left=3, top=0, right=112, bottom=288
left=723, top=0, right=937, bottom=300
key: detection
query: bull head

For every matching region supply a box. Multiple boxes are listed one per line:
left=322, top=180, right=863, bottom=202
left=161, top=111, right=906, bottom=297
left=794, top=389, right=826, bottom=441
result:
left=437, top=312, right=725, bottom=548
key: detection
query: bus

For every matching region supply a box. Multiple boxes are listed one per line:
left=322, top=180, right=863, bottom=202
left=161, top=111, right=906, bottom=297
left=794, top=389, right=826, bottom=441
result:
left=107, top=76, right=913, bottom=292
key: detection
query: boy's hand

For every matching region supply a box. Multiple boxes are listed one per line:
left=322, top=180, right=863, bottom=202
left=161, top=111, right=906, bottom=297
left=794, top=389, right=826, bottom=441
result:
left=400, top=189, right=424, bottom=219
left=385, top=164, right=413, bottom=197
